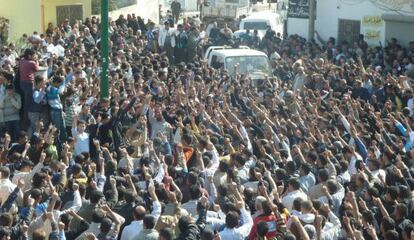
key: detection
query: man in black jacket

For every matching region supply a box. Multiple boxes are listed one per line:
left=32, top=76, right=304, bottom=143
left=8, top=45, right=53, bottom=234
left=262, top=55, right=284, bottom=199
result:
left=171, top=0, right=181, bottom=24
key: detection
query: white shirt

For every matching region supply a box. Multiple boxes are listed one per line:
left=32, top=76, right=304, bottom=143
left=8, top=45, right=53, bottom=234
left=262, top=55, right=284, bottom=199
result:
left=181, top=200, right=198, bottom=217
left=55, top=44, right=65, bottom=57
left=293, top=73, right=306, bottom=92
left=371, top=169, right=386, bottom=182
left=347, top=153, right=363, bottom=176
left=12, top=162, right=44, bottom=192
left=282, top=189, right=308, bottom=212
left=76, top=212, right=125, bottom=240
left=120, top=220, right=142, bottom=240
left=219, top=208, right=253, bottom=240
left=72, top=128, right=90, bottom=156
left=120, top=201, right=161, bottom=240
left=158, top=28, right=176, bottom=48
left=0, top=179, right=16, bottom=205
left=321, top=211, right=342, bottom=240
left=407, top=98, right=414, bottom=116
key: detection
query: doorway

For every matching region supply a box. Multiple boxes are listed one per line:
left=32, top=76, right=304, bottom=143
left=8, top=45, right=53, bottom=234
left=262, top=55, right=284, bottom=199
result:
left=338, top=19, right=361, bottom=45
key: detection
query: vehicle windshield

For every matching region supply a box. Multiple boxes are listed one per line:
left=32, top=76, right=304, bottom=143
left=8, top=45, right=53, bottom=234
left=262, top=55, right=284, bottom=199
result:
left=225, top=56, right=271, bottom=76
left=242, top=21, right=268, bottom=30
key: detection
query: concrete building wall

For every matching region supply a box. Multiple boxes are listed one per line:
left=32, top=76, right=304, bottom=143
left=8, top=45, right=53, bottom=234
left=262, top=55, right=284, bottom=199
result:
left=287, top=18, right=308, bottom=39
left=42, top=0, right=92, bottom=32
left=287, top=0, right=414, bottom=46
left=0, top=0, right=42, bottom=41
left=108, top=0, right=160, bottom=23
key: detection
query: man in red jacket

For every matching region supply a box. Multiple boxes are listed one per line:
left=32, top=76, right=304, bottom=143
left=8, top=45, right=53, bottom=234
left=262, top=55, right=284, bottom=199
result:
left=248, top=200, right=278, bottom=240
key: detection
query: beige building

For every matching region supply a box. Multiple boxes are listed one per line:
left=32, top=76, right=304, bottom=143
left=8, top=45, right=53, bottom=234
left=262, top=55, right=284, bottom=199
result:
left=0, top=0, right=92, bottom=42
left=0, top=0, right=159, bottom=43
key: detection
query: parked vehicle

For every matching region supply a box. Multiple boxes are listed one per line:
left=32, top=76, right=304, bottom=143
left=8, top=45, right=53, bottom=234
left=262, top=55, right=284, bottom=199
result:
left=203, top=45, right=250, bottom=60
left=201, top=0, right=251, bottom=30
left=239, top=11, right=284, bottom=37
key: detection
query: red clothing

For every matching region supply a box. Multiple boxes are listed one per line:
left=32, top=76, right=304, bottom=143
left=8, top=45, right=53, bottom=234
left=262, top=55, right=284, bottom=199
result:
left=19, top=59, right=39, bottom=82
left=248, top=214, right=278, bottom=240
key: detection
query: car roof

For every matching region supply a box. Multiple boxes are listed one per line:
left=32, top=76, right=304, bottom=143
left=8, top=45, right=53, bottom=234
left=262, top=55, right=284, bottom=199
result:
left=242, top=12, right=279, bottom=21
left=211, top=49, right=268, bottom=57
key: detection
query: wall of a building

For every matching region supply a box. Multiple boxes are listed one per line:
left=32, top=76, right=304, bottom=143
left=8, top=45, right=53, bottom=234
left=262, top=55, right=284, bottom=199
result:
left=315, top=0, right=387, bottom=46
left=107, top=0, right=160, bottom=24
left=181, top=0, right=198, bottom=12
left=0, top=0, right=42, bottom=42
left=288, top=0, right=414, bottom=46
left=384, top=16, right=414, bottom=47
left=287, top=18, right=308, bottom=39
left=41, top=0, right=92, bottom=31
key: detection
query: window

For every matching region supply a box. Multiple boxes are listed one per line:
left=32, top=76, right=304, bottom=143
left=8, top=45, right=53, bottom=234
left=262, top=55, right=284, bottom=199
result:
left=56, top=5, right=83, bottom=26
left=243, top=21, right=268, bottom=30
left=338, top=19, right=361, bottom=45
left=225, top=56, right=271, bottom=76
left=211, top=55, right=224, bottom=69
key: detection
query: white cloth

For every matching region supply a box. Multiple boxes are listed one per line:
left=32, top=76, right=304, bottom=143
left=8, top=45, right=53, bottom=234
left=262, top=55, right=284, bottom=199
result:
left=181, top=200, right=198, bottom=217
left=12, top=162, right=43, bottom=192
left=407, top=98, right=414, bottom=116
left=0, top=179, right=16, bottom=205
left=282, top=189, right=308, bottom=212
left=292, top=73, right=306, bottom=92
left=158, top=28, right=176, bottom=48
left=55, top=44, right=65, bottom=57
left=219, top=208, right=253, bottom=240
left=120, top=201, right=161, bottom=240
left=120, top=220, right=142, bottom=240
left=72, top=128, right=90, bottom=156
left=347, top=153, right=363, bottom=176
left=321, top=211, right=342, bottom=240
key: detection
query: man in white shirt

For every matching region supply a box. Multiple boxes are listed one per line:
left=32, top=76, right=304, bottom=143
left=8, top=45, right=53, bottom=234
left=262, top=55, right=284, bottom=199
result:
left=181, top=185, right=201, bottom=217
left=120, top=182, right=161, bottom=240
left=72, top=116, right=90, bottom=156
left=0, top=166, right=20, bottom=209
left=158, top=21, right=175, bottom=64
left=406, top=91, right=414, bottom=116
left=282, top=178, right=308, bottom=212
left=55, top=40, right=65, bottom=57
left=12, top=155, right=45, bottom=192
left=292, top=66, right=306, bottom=92
left=218, top=200, right=253, bottom=240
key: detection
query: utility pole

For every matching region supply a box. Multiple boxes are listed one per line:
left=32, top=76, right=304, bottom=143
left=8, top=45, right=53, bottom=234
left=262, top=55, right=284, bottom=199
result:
left=308, top=0, right=316, bottom=40
left=100, top=0, right=109, bottom=99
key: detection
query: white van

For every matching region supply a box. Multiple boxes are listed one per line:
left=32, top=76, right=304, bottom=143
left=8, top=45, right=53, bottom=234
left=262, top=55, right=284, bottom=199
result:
left=207, top=48, right=272, bottom=80
left=239, top=12, right=284, bottom=38
left=203, top=45, right=250, bottom=60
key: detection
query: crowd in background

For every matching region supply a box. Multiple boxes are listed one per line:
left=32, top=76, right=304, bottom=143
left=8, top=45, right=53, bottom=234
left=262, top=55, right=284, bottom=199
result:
left=0, top=7, right=413, bottom=240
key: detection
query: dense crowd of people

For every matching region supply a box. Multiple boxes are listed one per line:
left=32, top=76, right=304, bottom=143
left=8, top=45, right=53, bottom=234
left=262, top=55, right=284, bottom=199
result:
left=0, top=6, right=414, bottom=240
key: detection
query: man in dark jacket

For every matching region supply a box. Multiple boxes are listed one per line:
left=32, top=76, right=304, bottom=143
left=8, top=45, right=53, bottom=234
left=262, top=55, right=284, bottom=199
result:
left=171, top=0, right=181, bottom=24
left=97, top=96, right=136, bottom=155
left=174, top=25, right=188, bottom=64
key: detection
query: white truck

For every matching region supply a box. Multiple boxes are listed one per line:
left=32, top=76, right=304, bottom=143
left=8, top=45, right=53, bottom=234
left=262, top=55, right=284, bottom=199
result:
left=235, top=11, right=285, bottom=39
left=206, top=47, right=273, bottom=82
left=201, top=0, right=251, bottom=28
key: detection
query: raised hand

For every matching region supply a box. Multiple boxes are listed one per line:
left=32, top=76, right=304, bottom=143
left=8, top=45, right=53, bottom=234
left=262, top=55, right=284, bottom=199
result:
left=17, top=178, right=25, bottom=189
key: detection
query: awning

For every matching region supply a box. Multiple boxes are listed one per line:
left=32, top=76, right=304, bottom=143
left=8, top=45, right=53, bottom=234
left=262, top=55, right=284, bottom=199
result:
left=382, top=14, right=414, bottom=23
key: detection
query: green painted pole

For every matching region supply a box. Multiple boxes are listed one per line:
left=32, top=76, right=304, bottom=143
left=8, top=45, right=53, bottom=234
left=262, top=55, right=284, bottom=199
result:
left=100, top=0, right=109, bottom=99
